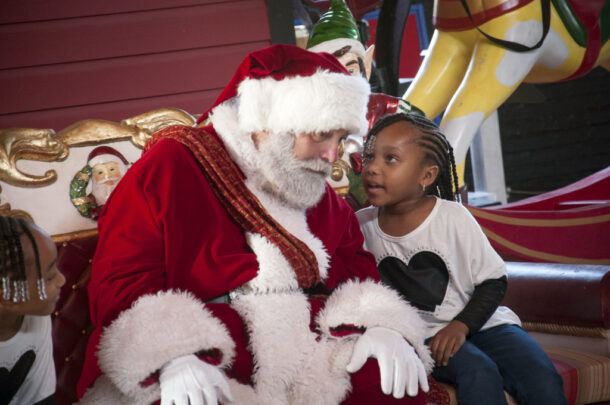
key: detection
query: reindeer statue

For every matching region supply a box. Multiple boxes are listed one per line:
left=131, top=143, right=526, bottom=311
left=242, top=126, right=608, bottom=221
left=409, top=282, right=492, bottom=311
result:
left=402, top=0, right=609, bottom=188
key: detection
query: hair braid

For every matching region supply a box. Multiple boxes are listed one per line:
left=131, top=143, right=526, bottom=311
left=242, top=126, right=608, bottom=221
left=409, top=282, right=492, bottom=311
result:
left=364, top=112, right=460, bottom=202
left=0, top=216, right=44, bottom=302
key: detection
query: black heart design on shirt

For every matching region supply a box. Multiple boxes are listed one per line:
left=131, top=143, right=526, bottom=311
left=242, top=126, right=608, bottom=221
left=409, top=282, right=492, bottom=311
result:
left=378, top=252, right=449, bottom=311
left=0, top=349, right=36, bottom=405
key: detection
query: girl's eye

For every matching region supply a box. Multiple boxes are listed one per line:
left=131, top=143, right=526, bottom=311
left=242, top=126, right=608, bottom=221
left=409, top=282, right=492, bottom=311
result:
left=97, top=171, right=103, bottom=175
left=110, top=167, right=115, bottom=171
left=385, top=155, right=398, bottom=162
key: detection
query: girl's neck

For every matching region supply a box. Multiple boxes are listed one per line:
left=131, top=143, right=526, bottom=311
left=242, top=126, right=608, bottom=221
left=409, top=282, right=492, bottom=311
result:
left=378, top=196, right=436, bottom=237
left=0, top=311, right=24, bottom=342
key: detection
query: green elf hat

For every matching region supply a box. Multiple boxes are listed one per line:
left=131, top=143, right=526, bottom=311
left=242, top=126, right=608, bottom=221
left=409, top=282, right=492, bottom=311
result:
left=306, top=0, right=366, bottom=59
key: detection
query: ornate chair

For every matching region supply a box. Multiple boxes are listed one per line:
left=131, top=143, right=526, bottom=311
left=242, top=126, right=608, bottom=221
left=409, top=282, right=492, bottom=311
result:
left=1, top=108, right=197, bottom=404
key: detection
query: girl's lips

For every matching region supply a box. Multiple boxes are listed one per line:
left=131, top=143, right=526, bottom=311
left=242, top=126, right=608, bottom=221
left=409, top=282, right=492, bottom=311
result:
left=364, top=182, right=384, bottom=194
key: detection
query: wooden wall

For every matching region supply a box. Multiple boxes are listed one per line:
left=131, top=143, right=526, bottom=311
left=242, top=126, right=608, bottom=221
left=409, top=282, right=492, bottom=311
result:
left=0, top=0, right=273, bottom=130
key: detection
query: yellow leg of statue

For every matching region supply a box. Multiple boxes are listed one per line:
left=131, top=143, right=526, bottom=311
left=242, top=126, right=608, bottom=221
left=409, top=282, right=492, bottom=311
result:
left=403, top=29, right=475, bottom=120
left=438, top=1, right=586, bottom=187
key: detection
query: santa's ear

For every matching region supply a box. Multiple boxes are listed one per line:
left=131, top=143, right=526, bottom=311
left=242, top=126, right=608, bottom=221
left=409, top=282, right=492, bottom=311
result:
left=364, top=45, right=375, bottom=81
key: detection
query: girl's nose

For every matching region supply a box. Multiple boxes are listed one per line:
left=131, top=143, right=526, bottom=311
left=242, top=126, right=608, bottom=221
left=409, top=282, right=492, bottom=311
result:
left=363, top=158, right=377, bottom=175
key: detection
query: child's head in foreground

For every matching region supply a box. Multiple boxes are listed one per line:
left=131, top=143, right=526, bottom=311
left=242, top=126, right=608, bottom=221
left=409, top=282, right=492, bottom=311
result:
left=361, top=112, right=459, bottom=208
left=0, top=216, right=65, bottom=317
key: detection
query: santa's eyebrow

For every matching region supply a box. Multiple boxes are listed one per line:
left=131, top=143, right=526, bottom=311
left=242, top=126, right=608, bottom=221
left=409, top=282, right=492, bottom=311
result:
left=344, top=60, right=359, bottom=67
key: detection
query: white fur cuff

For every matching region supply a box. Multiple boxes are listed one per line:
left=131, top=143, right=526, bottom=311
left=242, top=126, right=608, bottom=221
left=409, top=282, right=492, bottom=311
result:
left=97, top=290, right=236, bottom=399
left=316, top=279, right=434, bottom=372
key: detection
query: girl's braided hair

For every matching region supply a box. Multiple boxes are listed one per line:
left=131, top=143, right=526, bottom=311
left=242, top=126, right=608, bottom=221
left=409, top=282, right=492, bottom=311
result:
left=0, top=216, right=47, bottom=302
left=363, top=112, right=460, bottom=202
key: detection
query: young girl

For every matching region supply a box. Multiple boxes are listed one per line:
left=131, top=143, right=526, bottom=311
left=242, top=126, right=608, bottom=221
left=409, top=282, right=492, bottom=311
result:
left=0, top=216, right=65, bottom=405
left=356, top=113, right=567, bottom=405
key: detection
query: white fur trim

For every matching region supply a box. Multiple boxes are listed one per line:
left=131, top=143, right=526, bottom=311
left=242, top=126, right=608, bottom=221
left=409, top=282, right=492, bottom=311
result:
left=316, top=279, right=434, bottom=372
left=242, top=232, right=299, bottom=293
left=246, top=187, right=330, bottom=281
left=237, top=69, right=370, bottom=136
left=88, top=155, right=126, bottom=169
left=308, top=38, right=366, bottom=58
left=96, top=290, right=235, bottom=399
left=230, top=292, right=354, bottom=404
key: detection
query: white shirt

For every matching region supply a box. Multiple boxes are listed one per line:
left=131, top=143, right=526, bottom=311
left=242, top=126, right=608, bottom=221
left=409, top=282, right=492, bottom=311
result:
left=0, top=315, right=56, bottom=405
left=357, top=198, right=520, bottom=338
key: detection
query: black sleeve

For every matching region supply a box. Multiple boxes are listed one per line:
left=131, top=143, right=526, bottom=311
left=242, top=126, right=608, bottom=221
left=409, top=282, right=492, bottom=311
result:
left=454, top=276, right=507, bottom=335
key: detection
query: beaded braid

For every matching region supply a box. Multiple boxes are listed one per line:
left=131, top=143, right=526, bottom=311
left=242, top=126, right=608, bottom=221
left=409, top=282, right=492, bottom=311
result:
left=364, top=112, right=460, bottom=202
left=21, top=222, right=47, bottom=301
left=0, top=216, right=46, bottom=302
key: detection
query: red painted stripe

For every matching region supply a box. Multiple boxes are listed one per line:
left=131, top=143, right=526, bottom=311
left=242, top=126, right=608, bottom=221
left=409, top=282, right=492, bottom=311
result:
left=549, top=357, right=579, bottom=405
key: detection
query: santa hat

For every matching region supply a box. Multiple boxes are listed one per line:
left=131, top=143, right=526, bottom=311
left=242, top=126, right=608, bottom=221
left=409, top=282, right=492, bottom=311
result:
left=306, top=0, right=366, bottom=59
left=198, top=44, right=370, bottom=136
left=87, top=146, right=129, bottom=169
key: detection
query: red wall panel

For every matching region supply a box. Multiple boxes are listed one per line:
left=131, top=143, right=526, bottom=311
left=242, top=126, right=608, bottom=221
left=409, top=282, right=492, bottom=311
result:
left=0, top=0, right=272, bottom=130
left=1, top=42, right=268, bottom=114
left=0, top=1, right=269, bottom=69
left=0, top=0, right=235, bottom=24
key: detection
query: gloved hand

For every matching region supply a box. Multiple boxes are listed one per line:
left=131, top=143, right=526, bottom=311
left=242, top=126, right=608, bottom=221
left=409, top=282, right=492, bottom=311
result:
left=346, top=326, right=429, bottom=398
left=159, top=354, right=233, bottom=405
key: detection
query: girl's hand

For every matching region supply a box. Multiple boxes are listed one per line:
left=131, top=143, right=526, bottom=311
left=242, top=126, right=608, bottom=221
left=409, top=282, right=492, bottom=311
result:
left=428, top=320, right=469, bottom=366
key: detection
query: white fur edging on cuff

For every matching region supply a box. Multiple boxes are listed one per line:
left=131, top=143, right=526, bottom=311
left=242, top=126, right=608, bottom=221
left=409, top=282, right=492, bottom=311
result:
left=97, top=290, right=236, bottom=399
left=315, top=279, right=434, bottom=372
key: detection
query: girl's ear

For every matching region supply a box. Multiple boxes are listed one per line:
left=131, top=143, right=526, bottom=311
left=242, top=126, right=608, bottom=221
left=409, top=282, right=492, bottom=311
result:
left=422, top=164, right=439, bottom=188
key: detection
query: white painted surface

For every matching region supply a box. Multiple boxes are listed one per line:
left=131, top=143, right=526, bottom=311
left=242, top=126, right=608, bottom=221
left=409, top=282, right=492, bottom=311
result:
left=2, top=140, right=141, bottom=235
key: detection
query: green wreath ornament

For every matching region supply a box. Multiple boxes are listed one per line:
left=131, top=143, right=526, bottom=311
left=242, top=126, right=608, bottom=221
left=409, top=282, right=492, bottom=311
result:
left=69, top=164, right=97, bottom=219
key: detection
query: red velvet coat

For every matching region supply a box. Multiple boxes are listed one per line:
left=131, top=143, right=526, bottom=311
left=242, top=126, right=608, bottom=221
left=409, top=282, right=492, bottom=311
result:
left=77, top=133, right=431, bottom=404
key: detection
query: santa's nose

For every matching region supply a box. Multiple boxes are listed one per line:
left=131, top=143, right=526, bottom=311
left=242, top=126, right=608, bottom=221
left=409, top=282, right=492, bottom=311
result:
left=320, top=144, right=339, bottom=163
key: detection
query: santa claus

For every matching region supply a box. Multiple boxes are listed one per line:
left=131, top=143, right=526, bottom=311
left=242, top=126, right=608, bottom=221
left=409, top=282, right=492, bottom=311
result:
left=69, top=146, right=130, bottom=220
left=77, top=44, right=431, bottom=405
left=88, top=146, right=129, bottom=206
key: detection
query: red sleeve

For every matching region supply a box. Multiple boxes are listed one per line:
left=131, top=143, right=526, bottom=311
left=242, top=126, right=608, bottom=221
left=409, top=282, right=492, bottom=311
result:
left=79, top=138, right=256, bottom=395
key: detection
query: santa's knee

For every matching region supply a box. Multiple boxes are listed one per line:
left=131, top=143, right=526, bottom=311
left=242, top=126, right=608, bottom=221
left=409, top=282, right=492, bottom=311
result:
left=342, top=359, right=427, bottom=405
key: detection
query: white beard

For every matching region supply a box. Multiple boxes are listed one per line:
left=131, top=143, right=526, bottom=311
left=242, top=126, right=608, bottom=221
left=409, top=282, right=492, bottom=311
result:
left=92, top=179, right=120, bottom=206
left=256, top=133, right=331, bottom=210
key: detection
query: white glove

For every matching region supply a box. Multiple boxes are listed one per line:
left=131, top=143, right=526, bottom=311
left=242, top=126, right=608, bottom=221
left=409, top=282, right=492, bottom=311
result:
left=346, top=326, right=429, bottom=398
left=160, top=354, right=233, bottom=405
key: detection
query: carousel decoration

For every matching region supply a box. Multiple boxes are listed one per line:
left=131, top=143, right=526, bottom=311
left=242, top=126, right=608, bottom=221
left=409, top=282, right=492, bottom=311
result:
left=402, top=0, right=610, bottom=187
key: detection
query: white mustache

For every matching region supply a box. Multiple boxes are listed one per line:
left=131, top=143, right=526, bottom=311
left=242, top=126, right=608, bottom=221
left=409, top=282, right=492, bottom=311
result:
left=299, top=159, right=331, bottom=174
left=95, top=177, right=121, bottom=185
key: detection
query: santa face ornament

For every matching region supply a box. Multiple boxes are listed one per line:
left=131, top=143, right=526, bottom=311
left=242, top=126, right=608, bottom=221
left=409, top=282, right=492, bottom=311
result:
left=91, top=161, right=123, bottom=206
left=69, top=146, right=130, bottom=219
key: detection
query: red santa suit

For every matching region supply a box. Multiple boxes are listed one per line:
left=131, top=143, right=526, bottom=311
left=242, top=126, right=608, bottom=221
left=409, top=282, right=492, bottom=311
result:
left=77, top=44, right=432, bottom=404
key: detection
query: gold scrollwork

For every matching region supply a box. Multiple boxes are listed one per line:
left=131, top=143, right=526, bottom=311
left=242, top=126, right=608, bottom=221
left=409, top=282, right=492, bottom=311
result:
left=0, top=108, right=197, bottom=187
left=120, top=108, right=197, bottom=148
left=330, top=142, right=351, bottom=182
left=0, top=128, right=67, bottom=187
